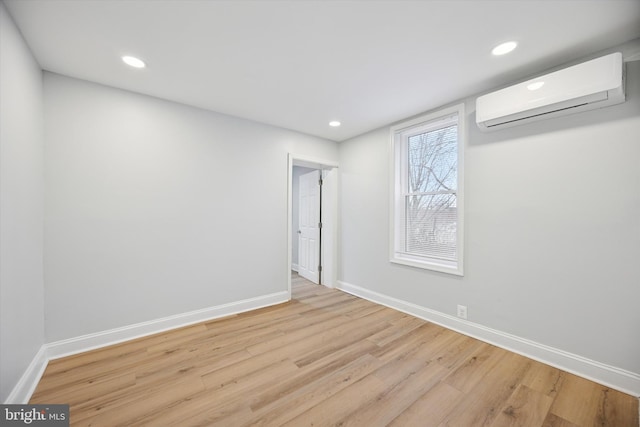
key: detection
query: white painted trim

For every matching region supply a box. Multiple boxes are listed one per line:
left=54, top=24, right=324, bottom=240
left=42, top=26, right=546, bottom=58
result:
left=290, top=154, right=339, bottom=170
left=389, top=103, right=465, bottom=276
left=287, top=153, right=339, bottom=295
left=47, top=291, right=289, bottom=360
left=320, top=168, right=338, bottom=288
left=4, top=345, right=48, bottom=404
left=291, top=263, right=299, bottom=272
left=288, top=154, right=294, bottom=297
left=337, top=280, right=640, bottom=397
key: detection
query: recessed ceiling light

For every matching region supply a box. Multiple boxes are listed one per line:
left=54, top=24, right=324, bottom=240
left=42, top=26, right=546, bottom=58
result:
left=329, top=121, right=341, bottom=127
left=491, top=41, right=518, bottom=56
left=527, top=81, right=544, bottom=91
left=122, top=55, right=146, bottom=68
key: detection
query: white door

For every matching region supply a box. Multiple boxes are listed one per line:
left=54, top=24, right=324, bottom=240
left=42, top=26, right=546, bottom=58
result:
left=298, top=170, right=320, bottom=283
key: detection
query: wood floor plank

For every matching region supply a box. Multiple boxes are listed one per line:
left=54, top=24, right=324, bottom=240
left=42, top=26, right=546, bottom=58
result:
left=79, top=376, right=205, bottom=426
left=291, top=317, right=390, bottom=367
left=128, top=359, right=299, bottom=426
left=243, top=354, right=384, bottom=426
left=542, top=413, right=581, bottom=427
left=249, top=340, right=379, bottom=412
left=601, top=386, right=640, bottom=427
left=339, top=359, right=449, bottom=426
left=200, top=357, right=298, bottom=391
left=30, top=372, right=136, bottom=407
left=548, top=373, right=608, bottom=426
left=245, top=313, right=351, bottom=355
left=521, top=361, right=565, bottom=398
left=435, top=335, right=484, bottom=371
left=387, top=381, right=465, bottom=427
left=280, top=375, right=387, bottom=426
left=549, top=372, right=639, bottom=427
left=32, top=347, right=159, bottom=396
left=439, top=352, right=533, bottom=426
left=441, top=343, right=507, bottom=393
left=489, top=384, right=554, bottom=427
left=146, top=317, right=289, bottom=353
left=370, top=321, right=446, bottom=362
left=366, top=315, right=425, bottom=346
left=29, top=273, right=638, bottom=427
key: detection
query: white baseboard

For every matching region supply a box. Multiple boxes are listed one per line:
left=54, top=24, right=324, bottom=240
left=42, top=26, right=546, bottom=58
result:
left=337, top=280, right=640, bottom=397
left=4, top=345, right=48, bottom=404
left=47, top=291, right=289, bottom=360
left=7, top=291, right=289, bottom=403
left=292, top=263, right=299, bottom=272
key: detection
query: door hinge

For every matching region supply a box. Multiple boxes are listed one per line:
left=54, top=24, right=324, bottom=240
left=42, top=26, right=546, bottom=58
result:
left=318, top=265, right=323, bottom=272
left=318, top=222, right=322, bottom=229
left=319, top=178, right=323, bottom=186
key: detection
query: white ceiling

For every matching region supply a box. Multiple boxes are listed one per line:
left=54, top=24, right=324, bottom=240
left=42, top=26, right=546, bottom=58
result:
left=4, top=0, right=640, bottom=142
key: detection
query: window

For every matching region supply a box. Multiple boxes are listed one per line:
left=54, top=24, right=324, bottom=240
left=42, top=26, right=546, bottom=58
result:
left=390, top=104, right=464, bottom=275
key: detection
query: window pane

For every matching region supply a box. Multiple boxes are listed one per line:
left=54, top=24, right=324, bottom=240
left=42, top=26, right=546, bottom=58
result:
left=407, top=125, right=457, bottom=193
left=405, top=193, right=457, bottom=261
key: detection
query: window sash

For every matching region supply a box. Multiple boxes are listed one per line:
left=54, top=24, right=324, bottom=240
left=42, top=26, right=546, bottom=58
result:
left=402, top=193, right=457, bottom=262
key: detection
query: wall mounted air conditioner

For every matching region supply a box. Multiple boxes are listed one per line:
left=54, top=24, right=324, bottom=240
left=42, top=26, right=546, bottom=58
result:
left=476, top=52, right=625, bottom=131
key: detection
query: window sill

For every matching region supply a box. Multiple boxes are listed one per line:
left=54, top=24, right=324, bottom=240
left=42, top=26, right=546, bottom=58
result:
left=390, top=255, right=463, bottom=276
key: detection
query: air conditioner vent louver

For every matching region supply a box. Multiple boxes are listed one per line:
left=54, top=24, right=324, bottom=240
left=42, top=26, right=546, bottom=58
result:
left=484, top=102, right=590, bottom=128
left=476, top=52, right=625, bottom=131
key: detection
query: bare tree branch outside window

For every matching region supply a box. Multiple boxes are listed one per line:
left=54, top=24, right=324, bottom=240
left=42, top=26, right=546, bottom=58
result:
left=405, top=125, right=458, bottom=261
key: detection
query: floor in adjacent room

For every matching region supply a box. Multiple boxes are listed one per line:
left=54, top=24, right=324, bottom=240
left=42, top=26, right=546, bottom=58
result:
left=30, top=272, right=639, bottom=426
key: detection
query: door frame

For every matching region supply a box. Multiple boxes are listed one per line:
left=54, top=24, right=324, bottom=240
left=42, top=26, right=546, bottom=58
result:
left=287, top=153, right=339, bottom=297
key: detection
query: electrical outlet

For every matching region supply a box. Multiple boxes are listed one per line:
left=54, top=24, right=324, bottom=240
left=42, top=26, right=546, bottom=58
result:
left=457, top=305, right=467, bottom=320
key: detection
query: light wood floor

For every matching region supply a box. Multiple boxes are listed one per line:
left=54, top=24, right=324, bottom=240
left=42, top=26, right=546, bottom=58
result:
left=31, top=273, right=638, bottom=426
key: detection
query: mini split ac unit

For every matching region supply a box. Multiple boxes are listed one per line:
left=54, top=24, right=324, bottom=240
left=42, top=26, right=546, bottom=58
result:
left=476, top=52, right=625, bottom=131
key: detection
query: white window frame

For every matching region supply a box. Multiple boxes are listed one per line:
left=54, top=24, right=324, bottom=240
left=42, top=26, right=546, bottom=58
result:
left=389, top=103, right=465, bottom=276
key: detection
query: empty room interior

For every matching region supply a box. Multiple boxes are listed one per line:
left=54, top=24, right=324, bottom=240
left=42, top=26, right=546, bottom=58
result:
left=1, top=0, right=640, bottom=425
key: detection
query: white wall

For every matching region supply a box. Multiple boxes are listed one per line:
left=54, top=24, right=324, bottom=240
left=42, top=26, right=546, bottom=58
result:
left=0, top=3, right=45, bottom=402
left=291, top=166, right=316, bottom=268
left=43, top=73, right=338, bottom=342
left=339, top=53, right=640, bottom=382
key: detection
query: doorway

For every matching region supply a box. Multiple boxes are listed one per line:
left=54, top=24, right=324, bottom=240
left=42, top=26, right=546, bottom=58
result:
left=288, top=154, right=338, bottom=296
left=293, top=167, right=320, bottom=283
